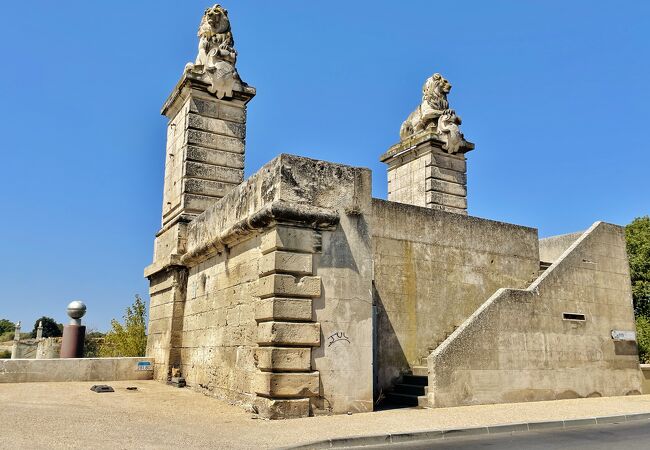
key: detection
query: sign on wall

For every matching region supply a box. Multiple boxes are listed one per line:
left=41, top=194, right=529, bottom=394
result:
left=611, top=330, right=636, bottom=341
left=137, top=361, right=153, bottom=371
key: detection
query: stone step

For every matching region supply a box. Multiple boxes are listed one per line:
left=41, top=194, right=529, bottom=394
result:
left=402, top=373, right=428, bottom=385
left=393, top=383, right=426, bottom=396
left=417, top=395, right=429, bottom=408
left=410, top=366, right=428, bottom=377
left=386, top=392, right=419, bottom=407
left=539, top=261, right=552, bottom=270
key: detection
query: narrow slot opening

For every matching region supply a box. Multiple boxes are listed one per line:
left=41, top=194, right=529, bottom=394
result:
left=563, top=312, right=586, bottom=321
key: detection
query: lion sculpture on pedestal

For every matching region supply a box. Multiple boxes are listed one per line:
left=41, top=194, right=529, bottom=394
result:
left=399, top=73, right=468, bottom=154
left=185, top=4, right=242, bottom=99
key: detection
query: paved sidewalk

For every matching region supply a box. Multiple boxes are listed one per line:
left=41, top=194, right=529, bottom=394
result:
left=2, top=381, right=650, bottom=449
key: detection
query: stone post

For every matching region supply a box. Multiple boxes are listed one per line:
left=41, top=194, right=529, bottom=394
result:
left=10, top=321, right=20, bottom=359
left=36, top=321, right=43, bottom=340
left=380, top=132, right=474, bottom=214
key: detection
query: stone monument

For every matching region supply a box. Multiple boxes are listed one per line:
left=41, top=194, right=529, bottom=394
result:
left=144, top=5, right=641, bottom=419
left=380, top=73, right=474, bottom=214
left=146, top=3, right=256, bottom=382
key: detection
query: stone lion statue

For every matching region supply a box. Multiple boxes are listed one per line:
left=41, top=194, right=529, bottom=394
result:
left=399, top=73, right=468, bottom=153
left=185, top=4, right=242, bottom=99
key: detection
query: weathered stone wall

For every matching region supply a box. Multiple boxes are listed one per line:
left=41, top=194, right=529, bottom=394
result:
left=311, top=210, right=374, bottom=414
left=147, top=266, right=187, bottom=380
left=180, top=235, right=261, bottom=404
left=371, top=199, right=539, bottom=392
left=36, top=338, right=61, bottom=359
left=146, top=154, right=374, bottom=418
left=539, top=232, right=583, bottom=263
left=0, top=357, right=154, bottom=383
left=428, top=222, right=642, bottom=407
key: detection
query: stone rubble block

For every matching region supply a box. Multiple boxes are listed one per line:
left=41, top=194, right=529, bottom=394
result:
left=255, top=297, right=313, bottom=322
left=253, top=371, right=320, bottom=397
left=187, top=113, right=246, bottom=139
left=184, top=178, right=234, bottom=198
left=257, top=321, right=321, bottom=346
left=189, top=96, right=247, bottom=124
left=184, top=193, right=222, bottom=213
left=186, top=129, right=245, bottom=154
left=428, top=153, right=467, bottom=172
left=255, top=347, right=311, bottom=372
left=185, top=145, right=245, bottom=169
left=185, top=161, right=244, bottom=184
left=426, top=178, right=467, bottom=197
left=426, top=191, right=468, bottom=209
left=256, top=274, right=321, bottom=298
left=260, top=227, right=318, bottom=255
left=258, top=251, right=313, bottom=276
left=252, top=397, right=310, bottom=419
left=426, top=166, right=467, bottom=184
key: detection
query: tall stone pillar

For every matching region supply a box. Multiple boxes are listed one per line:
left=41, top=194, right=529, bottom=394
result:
left=145, top=4, right=255, bottom=381
left=381, top=73, right=474, bottom=214
left=10, top=321, right=20, bottom=359
left=380, top=132, right=473, bottom=214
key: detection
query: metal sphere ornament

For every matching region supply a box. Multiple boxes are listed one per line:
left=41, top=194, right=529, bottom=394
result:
left=66, top=300, right=87, bottom=324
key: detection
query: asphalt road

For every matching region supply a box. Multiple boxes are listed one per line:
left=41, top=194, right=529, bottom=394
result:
left=355, top=420, right=650, bottom=449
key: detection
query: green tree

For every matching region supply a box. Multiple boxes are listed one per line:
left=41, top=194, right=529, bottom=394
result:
left=625, top=216, right=650, bottom=316
left=636, top=315, right=650, bottom=364
left=99, top=295, right=147, bottom=357
left=30, top=317, right=63, bottom=338
left=0, top=319, right=14, bottom=335
left=84, top=330, right=105, bottom=358
left=0, top=350, right=11, bottom=359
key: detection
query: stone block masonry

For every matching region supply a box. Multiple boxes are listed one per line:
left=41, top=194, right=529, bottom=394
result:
left=145, top=154, right=375, bottom=418
left=159, top=75, right=255, bottom=230
left=380, top=131, right=473, bottom=214
left=253, top=226, right=322, bottom=418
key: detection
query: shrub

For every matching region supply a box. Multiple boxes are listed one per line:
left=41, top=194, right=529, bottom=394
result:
left=99, top=295, right=147, bottom=357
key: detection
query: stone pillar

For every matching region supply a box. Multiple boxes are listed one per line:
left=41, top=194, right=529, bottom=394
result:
left=380, top=132, right=474, bottom=214
left=145, top=265, right=188, bottom=380
left=159, top=76, right=256, bottom=230
left=146, top=76, right=255, bottom=380
left=10, top=321, right=20, bottom=359
left=36, top=321, right=43, bottom=340
left=253, top=225, right=322, bottom=419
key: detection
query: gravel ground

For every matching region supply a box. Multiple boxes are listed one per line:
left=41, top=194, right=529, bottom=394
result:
left=2, top=381, right=650, bottom=449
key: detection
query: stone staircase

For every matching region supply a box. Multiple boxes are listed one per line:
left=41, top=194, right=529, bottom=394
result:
left=385, top=371, right=429, bottom=407
left=385, top=325, right=460, bottom=408
left=384, top=261, right=557, bottom=409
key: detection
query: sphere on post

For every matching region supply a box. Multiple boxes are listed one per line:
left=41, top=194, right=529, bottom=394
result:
left=60, top=300, right=87, bottom=358
left=66, top=300, right=87, bottom=325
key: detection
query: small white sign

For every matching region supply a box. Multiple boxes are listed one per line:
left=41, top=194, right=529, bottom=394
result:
left=611, top=330, right=636, bottom=341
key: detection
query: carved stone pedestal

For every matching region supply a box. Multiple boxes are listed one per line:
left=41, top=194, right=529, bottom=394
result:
left=380, top=131, right=474, bottom=214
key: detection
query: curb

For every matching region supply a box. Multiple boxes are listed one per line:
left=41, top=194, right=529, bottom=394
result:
left=284, top=412, right=650, bottom=449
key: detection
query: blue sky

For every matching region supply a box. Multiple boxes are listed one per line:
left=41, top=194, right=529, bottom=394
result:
left=1, top=1, right=648, bottom=331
